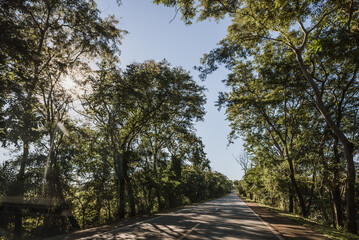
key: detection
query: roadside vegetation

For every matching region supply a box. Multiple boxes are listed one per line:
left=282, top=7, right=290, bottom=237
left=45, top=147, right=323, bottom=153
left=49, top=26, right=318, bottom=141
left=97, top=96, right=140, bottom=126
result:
left=237, top=190, right=359, bottom=240
left=0, top=1, right=232, bottom=239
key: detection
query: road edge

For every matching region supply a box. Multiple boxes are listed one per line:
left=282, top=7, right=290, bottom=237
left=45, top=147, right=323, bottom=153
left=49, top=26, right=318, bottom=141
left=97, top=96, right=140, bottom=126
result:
left=238, top=196, right=286, bottom=240
left=42, top=192, right=233, bottom=240
left=79, top=193, right=234, bottom=239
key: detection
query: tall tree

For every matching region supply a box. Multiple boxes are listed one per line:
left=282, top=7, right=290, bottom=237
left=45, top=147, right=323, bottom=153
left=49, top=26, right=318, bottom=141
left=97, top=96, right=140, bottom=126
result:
left=217, top=45, right=315, bottom=216
left=1, top=0, right=125, bottom=237
left=83, top=59, right=206, bottom=219
left=155, top=0, right=359, bottom=233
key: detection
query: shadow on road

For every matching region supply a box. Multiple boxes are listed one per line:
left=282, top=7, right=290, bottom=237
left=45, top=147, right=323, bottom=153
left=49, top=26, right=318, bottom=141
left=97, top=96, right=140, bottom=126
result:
left=88, top=191, right=279, bottom=239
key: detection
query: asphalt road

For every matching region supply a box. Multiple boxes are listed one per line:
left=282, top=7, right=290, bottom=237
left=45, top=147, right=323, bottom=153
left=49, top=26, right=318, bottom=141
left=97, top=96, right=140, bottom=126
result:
left=80, top=190, right=282, bottom=240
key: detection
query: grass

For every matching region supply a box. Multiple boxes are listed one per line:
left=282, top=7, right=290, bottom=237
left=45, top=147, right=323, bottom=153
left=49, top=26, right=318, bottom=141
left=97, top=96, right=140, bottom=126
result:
left=239, top=195, right=359, bottom=240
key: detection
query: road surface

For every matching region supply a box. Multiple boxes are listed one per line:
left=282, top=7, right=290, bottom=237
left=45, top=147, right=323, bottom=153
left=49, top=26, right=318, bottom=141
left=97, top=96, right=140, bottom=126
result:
left=79, top=190, right=282, bottom=240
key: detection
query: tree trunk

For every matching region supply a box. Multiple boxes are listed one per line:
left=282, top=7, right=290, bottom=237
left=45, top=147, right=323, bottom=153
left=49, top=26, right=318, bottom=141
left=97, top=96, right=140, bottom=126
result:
left=156, top=187, right=163, bottom=210
left=117, top=153, right=126, bottom=219
left=13, top=140, right=29, bottom=240
left=113, top=145, right=126, bottom=220
left=147, top=185, right=153, bottom=214
left=123, top=151, right=136, bottom=217
left=306, top=169, right=317, bottom=216
left=118, top=179, right=126, bottom=219
left=153, top=156, right=163, bottom=210
left=53, top=154, right=80, bottom=230
left=332, top=136, right=344, bottom=227
left=43, top=133, right=80, bottom=232
left=289, top=188, right=294, bottom=213
left=125, top=176, right=136, bottom=217
left=126, top=180, right=136, bottom=217
left=295, top=51, right=357, bottom=233
left=107, top=199, right=111, bottom=221
left=329, top=189, right=337, bottom=228
left=344, top=142, right=356, bottom=233
left=319, top=186, right=330, bottom=224
left=329, top=190, right=337, bottom=228
left=287, top=157, right=307, bottom=217
left=94, top=193, right=102, bottom=224
left=55, top=179, right=80, bottom=230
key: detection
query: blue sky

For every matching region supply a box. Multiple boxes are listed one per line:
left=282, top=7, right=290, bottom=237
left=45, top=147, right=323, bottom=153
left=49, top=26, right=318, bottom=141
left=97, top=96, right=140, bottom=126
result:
left=0, top=0, right=245, bottom=180
left=96, top=0, right=245, bottom=180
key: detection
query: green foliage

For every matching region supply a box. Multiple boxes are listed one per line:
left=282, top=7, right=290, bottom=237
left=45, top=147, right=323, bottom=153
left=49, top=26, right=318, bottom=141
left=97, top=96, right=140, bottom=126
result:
left=0, top=48, right=231, bottom=239
left=155, top=0, right=359, bottom=233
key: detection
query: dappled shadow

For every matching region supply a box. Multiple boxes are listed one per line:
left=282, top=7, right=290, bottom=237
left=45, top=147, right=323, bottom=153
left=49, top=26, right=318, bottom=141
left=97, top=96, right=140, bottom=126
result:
left=73, top=191, right=280, bottom=239
left=242, top=199, right=330, bottom=240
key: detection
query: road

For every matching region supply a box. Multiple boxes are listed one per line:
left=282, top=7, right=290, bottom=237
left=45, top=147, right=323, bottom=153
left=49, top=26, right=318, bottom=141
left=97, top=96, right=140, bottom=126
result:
left=79, top=190, right=282, bottom=240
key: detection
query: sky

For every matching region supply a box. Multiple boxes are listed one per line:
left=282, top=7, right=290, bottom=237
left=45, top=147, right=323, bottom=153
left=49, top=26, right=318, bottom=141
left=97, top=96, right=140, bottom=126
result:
left=0, top=0, right=245, bottom=180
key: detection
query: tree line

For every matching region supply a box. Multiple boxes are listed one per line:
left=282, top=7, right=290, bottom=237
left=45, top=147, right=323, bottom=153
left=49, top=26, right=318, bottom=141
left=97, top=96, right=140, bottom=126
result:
left=154, top=0, right=359, bottom=235
left=0, top=1, right=232, bottom=239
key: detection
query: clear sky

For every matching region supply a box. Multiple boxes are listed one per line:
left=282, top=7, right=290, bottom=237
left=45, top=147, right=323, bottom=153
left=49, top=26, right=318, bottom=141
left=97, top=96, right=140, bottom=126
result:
left=0, top=0, right=245, bottom=180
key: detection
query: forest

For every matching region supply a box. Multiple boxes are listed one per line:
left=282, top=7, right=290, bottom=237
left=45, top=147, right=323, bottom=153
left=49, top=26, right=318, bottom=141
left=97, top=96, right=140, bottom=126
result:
left=0, top=0, right=233, bottom=239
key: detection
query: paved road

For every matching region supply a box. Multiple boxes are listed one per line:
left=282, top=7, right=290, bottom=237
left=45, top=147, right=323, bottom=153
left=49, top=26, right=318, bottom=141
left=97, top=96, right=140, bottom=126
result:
left=80, top=190, right=281, bottom=239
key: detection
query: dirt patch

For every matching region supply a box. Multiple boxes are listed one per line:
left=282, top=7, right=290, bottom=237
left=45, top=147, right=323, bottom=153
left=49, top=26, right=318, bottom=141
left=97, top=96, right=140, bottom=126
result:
left=240, top=197, right=331, bottom=240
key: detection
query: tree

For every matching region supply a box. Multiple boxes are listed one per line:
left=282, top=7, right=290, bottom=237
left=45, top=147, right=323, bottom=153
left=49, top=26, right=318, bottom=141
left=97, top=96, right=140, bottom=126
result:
left=217, top=46, right=316, bottom=216
left=1, top=0, right=125, bottom=237
left=155, top=0, right=359, bottom=233
left=233, top=152, right=251, bottom=175
left=83, top=59, right=206, bottom=219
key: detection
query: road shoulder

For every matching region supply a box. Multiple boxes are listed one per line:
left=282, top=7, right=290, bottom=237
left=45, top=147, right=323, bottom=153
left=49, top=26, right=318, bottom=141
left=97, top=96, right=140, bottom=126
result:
left=239, top=197, right=331, bottom=240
